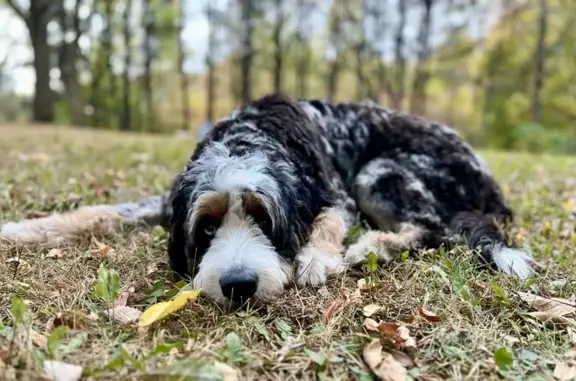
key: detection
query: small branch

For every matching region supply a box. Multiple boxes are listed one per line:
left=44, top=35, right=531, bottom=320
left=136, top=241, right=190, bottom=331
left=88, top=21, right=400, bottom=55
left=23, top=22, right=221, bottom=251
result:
left=5, top=0, right=28, bottom=21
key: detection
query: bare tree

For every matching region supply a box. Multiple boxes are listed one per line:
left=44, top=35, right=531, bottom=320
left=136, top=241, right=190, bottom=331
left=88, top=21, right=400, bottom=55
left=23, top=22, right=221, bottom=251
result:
left=6, top=0, right=60, bottom=123
left=178, top=0, right=191, bottom=130
left=391, top=0, right=407, bottom=109
left=410, top=0, right=434, bottom=115
left=532, top=0, right=548, bottom=123
left=120, top=0, right=133, bottom=131
left=353, top=0, right=369, bottom=101
left=272, top=0, right=285, bottom=94
left=205, top=1, right=217, bottom=122
left=240, top=0, right=254, bottom=105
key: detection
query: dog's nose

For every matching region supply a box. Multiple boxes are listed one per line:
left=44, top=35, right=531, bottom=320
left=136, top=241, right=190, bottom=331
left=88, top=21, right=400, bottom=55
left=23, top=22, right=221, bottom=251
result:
left=219, top=268, right=259, bottom=302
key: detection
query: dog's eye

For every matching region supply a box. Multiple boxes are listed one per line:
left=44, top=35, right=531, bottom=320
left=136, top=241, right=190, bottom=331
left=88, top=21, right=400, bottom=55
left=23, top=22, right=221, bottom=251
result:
left=204, top=224, right=217, bottom=237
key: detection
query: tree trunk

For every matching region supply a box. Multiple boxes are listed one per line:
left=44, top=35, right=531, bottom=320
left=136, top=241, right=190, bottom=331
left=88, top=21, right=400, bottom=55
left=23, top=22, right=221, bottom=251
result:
left=272, top=0, right=284, bottom=94
left=532, top=0, right=547, bottom=123
left=295, top=0, right=310, bottom=98
left=327, top=59, right=340, bottom=103
left=410, top=0, right=433, bottom=115
left=142, top=0, right=154, bottom=131
left=205, top=2, right=217, bottom=122
left=391, top=0, right=407, bottom=110
left=178, top=0, right=191, bottom=130
left=120, top=0, right=132, bottom=131
left=29, top=2, right=55, bottom=123
left=240, top=0, right=253, bottom=106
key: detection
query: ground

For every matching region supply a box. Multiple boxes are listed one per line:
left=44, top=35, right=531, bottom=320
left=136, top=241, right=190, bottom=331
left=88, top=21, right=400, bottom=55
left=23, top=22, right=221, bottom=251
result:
left=1, top=124, right=576, bottom=381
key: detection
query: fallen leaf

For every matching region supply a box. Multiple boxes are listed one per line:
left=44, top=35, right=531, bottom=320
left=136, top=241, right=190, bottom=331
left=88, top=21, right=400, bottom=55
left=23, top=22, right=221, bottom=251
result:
left=46, top=249, right=64, bottom=260
left=322, top=297, right=346, bottom=324
left=363, top=339, right=407, bottom=381
left=25, top=210, right=49, bottom=219
left=417, top=306, right=441, bottom=322
left=389, top=349, right=416, bottom=368
left=115, top=290, right=131, bottom=307
left=396, top=326, right=416, bottom=352
left=6, top=257, right=31, bottom=273
left=358, top=278, right=376, bottom=290
left=378, top=323, right=400, bottom=339
left=401, top=315, right=416, bottom=324
left=106, top=306, right=142, bottom=325
left=363, top=318, right=380, bottom=332
left=363, top=304, right=381, bottom=317
left=213, top=361, right=238, bottom=381
left=567, top=327, right=576, bottom=344
left=138, top=289, right=201, bottom=327
left=494, top=347, right=514, bottom=371
left=30, top=330, right=47, bottom=348
left=518, top=292, right=576, bottom=316
left=91, top=238, right=115, bottom=259
left=554, top=350, right=576, bottom=381
left=43, top=360, right=83, bottom=381
left=350, top=289, right=362, bottom=302
left=467, top=280, right=487, bottom=290
left=94, top=186, right=111, bottom=198
left=526, top=311, right=576, bottom=328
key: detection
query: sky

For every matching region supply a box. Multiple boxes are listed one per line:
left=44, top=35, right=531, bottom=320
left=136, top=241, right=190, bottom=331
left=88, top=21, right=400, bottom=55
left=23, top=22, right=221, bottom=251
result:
left=0, top=0, right=499, bottom=97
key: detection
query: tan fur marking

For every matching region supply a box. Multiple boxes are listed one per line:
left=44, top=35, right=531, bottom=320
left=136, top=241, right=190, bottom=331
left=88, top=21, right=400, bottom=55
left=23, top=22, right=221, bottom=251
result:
left=307, top=208, right=346, bottom=257
left=193, top=192, right=229, bottom=220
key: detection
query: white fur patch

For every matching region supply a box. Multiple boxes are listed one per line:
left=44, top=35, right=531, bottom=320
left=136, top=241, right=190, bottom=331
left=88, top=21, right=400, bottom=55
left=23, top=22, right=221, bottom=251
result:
left=492, top=245, right=533, bottom=281
left=192, top=201, right=291, bottom=304
left=344, top=231, right=393, bottom=266
left=295, top=246, right=344, bottom=287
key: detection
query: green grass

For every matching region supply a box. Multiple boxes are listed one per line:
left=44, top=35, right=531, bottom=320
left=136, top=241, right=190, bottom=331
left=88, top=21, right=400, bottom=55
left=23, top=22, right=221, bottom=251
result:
left=1, top=124, right=576, bottom=381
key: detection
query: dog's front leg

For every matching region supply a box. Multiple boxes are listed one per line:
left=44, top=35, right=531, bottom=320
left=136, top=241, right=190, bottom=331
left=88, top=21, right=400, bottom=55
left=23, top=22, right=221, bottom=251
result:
left=295, top=207, right=348, bottom=287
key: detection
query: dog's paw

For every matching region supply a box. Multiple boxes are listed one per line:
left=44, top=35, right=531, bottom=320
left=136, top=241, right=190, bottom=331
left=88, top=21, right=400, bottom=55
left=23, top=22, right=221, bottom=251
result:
left=344, top=231, right=393, bottom=267
left=295, top=246, right=344, bottom=287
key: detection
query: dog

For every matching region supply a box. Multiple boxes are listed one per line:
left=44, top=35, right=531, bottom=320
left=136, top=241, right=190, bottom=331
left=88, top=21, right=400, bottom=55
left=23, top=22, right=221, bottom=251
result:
left=0, top=94, right=534, bottom=307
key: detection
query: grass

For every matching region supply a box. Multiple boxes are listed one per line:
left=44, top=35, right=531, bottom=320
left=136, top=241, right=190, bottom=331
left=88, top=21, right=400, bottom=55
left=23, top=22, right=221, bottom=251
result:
left=1, top=124, right=576, bottom=381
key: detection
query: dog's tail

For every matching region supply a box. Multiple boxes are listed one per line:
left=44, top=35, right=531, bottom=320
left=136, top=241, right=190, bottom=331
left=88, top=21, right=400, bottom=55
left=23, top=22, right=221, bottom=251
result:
left=0, top=194, right=172, bottom=249
left=449, top=211, right=533, bottom=281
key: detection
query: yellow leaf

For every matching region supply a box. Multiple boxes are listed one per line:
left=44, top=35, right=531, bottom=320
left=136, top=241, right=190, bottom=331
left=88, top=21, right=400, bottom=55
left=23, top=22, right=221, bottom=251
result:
left=363, top=304, right=381, bottom=317
left=138, top=289, right=201, bottom=327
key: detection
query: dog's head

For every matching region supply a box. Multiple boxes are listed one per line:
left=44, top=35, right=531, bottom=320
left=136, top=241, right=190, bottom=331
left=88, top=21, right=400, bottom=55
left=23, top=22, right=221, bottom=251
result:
left=166, top=96, right=332, bottom=307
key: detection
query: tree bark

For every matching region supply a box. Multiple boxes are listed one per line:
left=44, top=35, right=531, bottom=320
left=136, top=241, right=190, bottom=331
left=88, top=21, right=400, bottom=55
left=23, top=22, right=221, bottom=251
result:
left=178, top=0, right=191, bottom=130
left=272, top=0, right=284, bottom=94
left=142, top=0, right=155, bottom=131
left=240, top=0, right=254, bottom=106
left=532, top=0, right=548, bottom=123
left=410, top=0, right=433, bottom=115
left=120, top=0, right=132, bottom=131
left=295, top=0, right=311, bottom=98
left=391, top=0, right=407, bottom=110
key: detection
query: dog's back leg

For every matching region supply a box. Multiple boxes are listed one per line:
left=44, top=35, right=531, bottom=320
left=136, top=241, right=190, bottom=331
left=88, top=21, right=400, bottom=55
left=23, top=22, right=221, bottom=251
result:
left=0, top=194, right=171, bottom=249
left=345, top=156, right=533, bottom=281
left=344, top=157, right=449, bottom=267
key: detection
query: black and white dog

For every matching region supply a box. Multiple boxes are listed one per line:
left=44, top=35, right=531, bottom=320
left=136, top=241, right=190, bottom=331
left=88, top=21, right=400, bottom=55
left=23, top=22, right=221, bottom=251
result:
left=0, top=94, right=534, bottom=306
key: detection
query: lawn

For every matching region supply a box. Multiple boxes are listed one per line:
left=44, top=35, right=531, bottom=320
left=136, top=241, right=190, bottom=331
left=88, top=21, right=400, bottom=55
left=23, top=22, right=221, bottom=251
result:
left=1, top=124, right=576, bottom=381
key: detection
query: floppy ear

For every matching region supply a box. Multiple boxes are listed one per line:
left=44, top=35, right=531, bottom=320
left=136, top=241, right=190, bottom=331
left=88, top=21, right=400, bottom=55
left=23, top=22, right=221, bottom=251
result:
left=166, top=173, right=191, bottom=279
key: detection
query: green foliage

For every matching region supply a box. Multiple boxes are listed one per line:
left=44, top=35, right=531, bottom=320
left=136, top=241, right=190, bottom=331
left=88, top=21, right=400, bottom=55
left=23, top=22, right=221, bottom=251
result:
left=94, top=262, right=121, bottom=305
left=494, top=347, right=514, bottom=371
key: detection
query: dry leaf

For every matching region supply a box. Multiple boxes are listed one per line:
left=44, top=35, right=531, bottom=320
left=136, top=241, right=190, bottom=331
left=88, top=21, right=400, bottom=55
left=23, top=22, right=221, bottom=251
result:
left=526, top=312, right=576, bottom=328
left=378, top=323, right=400, bottom=338
left=322, top=297, right=346, bottom=324
left=567, top=327, right=576, bottom=344
left=401, top=315, right=416, bottom=324
left=91, top=238, right=115, bottom=259
left=30, top=330, right=47, bottom=348
left=350, top=288, right=363, bottom=302
left=94, top=186, right=111, bottom=198
left=44, top=360, right=83, bottom=381
left=46, top=249, right=64, bottom=260
left=554, top=350, right=576, bottom=381
left=6, top=257, right=31, bottom=273
left=363, top=318, right=381, bottom=332
left=24, top=210, right=50, bottom=219
left=114, top=290, right=132, bottom=307
left=138, top=289, right=201, bottom=327
left=396, top=326, right=416, bottom=352
left=363, top=339, right=408, bottom=381
left=418, top=306, right=441, bottom=322
left=213, top=361, right=238, bottom=381
left=467, top=280, right=487, bottom=290
left=363, top=304, right=381, bottom=317
left=518, top=292, right=576, bottom=316
left=358, top=278, right=376, bottom=290
left=106, top=306, right=142, bottom=325
left=389, top=349, right=416, bottom=368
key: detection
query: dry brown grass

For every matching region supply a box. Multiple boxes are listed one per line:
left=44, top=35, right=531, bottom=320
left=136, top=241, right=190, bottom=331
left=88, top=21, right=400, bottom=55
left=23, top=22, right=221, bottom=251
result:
left=1, top=124, right=576, bottom=381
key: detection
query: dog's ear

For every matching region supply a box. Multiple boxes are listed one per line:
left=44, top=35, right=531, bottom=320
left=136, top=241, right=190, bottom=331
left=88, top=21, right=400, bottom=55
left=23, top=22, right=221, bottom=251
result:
left=166, top=173, right=191, bottom=279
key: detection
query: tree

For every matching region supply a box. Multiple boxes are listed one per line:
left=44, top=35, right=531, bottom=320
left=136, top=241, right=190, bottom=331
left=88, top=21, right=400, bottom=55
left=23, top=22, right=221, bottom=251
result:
left=326, top=0, right=345, bottom=103
left=391, top=0, right=407, bottom=109
left=142, top=0, right=156, bottom=130
left=178, top=0, right=191, bottom=130
left=240, top=0, right=254, bottom=105
left=532, top=0, right=548, bottom=123
left=205, top=1, right=217, bottom=122
left=120, top=0, right=133, bottom=131
left=6, top=0, right=61, bottom=123
left=410, top=0, right=434, bottom=115
left=272, top=0, right=285, bottom=94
